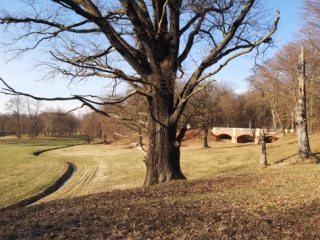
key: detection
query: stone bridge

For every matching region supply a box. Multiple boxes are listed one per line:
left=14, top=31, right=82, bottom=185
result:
left=212, top=127, right=282, bottom=143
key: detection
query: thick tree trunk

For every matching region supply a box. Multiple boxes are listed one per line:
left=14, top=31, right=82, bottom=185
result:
left=296, top=46, right=311, bottom=161
left=144, top=124, right=186, bottom=186
left=143, top=87, right=186, bottom=186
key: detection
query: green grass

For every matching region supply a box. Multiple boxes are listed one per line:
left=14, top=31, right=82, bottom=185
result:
left=0, top=137, right=85, bottom=208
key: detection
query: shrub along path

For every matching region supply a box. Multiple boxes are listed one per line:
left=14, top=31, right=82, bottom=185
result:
left=1, top=165, right=320, bottom=239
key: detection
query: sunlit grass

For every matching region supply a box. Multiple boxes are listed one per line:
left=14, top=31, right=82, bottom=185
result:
left=38, top=144, right=146, bottom=203
left=181, top=142, right=260, bottom=179
left=0, top=137, right=84, bottom=208
left=1, top=132, right=320, bottom=209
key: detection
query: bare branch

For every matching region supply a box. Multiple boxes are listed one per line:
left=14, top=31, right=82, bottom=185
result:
left=0, top=77, right=146, bottom=108
left=156, top=0, right=169, bottom=39
left=179, top=13, right=200, bottom=36
left=132, top=142, right=147, bottom=157
left=170, top=79, right=215, bottom=125
left=178, top=15, right=205, bottom=64
left=1, top=17, right=100, bottom=34
left=0, top=77, right=76, bottom=101
left=48, top=51, right=148, bottom=85
left=197, top=8, right=280, bottom=82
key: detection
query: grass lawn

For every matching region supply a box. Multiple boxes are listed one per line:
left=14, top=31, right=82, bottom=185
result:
left=0, top=137, right=85, bottom=209
left=0, top=132, right=320, bottom=239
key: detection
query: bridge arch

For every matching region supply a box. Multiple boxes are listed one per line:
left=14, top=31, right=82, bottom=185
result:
left=212, top=127, right=282, bottom=143
left=237, top=134, right=254, bottom=143
left=216, top=134, right=232, bottom=142
left=265, top=135, right=279, bottom=143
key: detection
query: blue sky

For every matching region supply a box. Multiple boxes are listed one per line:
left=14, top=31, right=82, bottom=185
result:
left=215, top=0, right=303, bottom=92
left=0, top=0, right=303, bottom=113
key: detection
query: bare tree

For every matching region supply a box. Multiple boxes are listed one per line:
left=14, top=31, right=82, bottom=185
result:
left=26, top=98, right=43, bottom=138
left=238, top=91, right=272, bottom=129
left=6, top=96, right=25, bottom=138
left=39, top=108, right=78, bottom=137
left=302, top=0, right=320, bottom=31
left=0, top=113, right=9, bottom=136
left=40, top=110, right=56, bottom=137
left=259, top=130, right=267, bottom=168
left=247, top=42, right=303, bottom=133
left=296, top=46, right=311, bottom=160
left=299, top=0, right=320, bottom=133
left=186, top=82, right=226, bottom=148
left=101, top=91, right=149, bottom=146
left=81, top=112, right=97, bottom=143
left=0, top=0, right=280, bottom=186
left=213, top=82, right=238, bottom=128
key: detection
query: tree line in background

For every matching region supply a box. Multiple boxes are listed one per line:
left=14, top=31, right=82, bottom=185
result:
left=0, top=0, right=280, bottom=186
left=0, top=96, right=79, bottom=138
left=0, top=0, right=319, bottom=185
left=247, top=0, right=320, bottom=135
left=0, top=77, right=295, bottom=144
left=2, top=43, right=320, bottom=147
left=0, top=95, right=146, bottom=143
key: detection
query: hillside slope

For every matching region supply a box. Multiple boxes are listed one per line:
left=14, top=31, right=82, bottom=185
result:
left=1, top=133, right=320, bottom=239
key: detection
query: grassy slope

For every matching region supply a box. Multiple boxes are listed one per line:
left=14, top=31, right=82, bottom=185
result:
left=0, top=137, right=85, bottom=209
left=37, top=144, right=146, bottom=203
left=1, top=133, right=320, bottom=239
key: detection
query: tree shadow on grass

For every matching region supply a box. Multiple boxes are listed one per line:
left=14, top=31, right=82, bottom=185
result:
left=215, top=143, right=257, bottom=149
left=272, top=152, right=320, bottom=165
left=307, top=152, right=320, bottom=164
left=271, top=153, right=299, bottom=165
left=33, top=143, right=85, bottom=156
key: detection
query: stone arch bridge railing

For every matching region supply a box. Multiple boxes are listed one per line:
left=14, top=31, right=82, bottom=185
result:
left=211, top=127, right=289, bottom=143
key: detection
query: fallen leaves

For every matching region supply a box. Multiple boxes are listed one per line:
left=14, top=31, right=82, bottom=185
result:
left=1, top=171, right=320, bottom=239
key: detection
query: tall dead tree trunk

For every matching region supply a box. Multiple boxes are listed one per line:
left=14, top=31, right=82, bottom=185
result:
left=296, top=46, right=311, bottom=160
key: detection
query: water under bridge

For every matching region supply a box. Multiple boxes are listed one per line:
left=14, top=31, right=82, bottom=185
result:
left=211, top=127, right=284, bottom=143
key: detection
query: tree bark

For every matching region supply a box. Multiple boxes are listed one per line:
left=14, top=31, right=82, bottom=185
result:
left=259, top=132, right=267, bottom=168
left=143, top=87, right=186, bottom=186
left=270, top=108, right=277, bottom=131
left=203, top=128, right=209, bottom=148
left=138, top=126, right=143, bottom=146
left=144, top=125, right=186, bottom=186
left=296, top=46, right=311, bottom=160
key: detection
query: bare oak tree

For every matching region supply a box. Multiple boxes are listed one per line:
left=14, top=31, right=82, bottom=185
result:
left=5, top=96, right=25, bottom=139
left=300, top=0, right=320, bottom=133
left=26, top=98, right=43, bottom=138
left=0, top=0, right=280, bottom=186
left=302, top=0, right=320, bottom=31
left=186, top=81, right=232, bottom=147
left=0, top=114, right=9, bottom=136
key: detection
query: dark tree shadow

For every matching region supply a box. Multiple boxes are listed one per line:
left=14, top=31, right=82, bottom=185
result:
left=33, top=143, right=85, bottom=156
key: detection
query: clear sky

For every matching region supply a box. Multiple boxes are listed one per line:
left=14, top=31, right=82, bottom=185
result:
left=0, top=0, right=303, bottom=114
